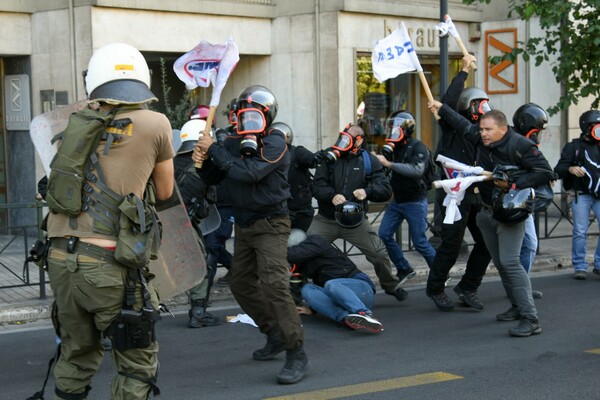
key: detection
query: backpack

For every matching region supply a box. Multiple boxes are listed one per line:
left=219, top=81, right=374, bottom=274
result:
left=402, top=138, right=440, bottom=190
left=45, top=106, right=162, bottom=268
left=46, top=107, right=133, bottom=217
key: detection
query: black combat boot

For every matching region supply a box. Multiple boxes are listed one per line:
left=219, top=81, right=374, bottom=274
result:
left=277, top=346, right=308, bottom=384
left=253, top=327, right=285, bottom=360
left=188, top=299, right=220, bottom=328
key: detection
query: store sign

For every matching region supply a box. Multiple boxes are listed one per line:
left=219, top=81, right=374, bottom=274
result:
left=485, top=29, right=518, bottom=94
left=4, top=74, right=31, bottom=130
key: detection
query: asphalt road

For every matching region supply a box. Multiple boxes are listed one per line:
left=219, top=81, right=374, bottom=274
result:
left=3, top=271, right=599, bottom=400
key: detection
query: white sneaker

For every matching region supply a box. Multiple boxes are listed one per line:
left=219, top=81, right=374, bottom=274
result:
left=343, top=313, right=383, bottom=333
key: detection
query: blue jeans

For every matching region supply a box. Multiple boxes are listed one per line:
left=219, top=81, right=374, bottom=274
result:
left=301, top=278, right=374, bottom=322
left=378, top=199, right=436, bottom=272
left=520, top=214, right=537, bottom=273
left=571, top=194, right=600, bottom=272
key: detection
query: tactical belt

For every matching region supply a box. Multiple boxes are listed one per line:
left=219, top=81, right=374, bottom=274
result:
left=50, top=237, right=116, bottom=262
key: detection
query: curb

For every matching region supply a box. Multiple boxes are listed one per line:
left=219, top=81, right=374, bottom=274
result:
left=0, top=255, right=573, bottom=326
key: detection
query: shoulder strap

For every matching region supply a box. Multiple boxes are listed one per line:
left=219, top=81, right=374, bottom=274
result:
left=401, top=138, right=415, bottom=163
left=361, top=149, right=372, bottom=177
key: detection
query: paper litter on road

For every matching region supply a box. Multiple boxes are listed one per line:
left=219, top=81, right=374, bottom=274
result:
left=226, top=313, right=258, bottom=327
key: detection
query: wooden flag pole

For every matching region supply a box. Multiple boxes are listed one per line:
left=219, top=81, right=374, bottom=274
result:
left=194, top=105, right=217, bottom=168
left=418, top=71, right=440, bottom=120
left=444, top=15, right=477, bottom=71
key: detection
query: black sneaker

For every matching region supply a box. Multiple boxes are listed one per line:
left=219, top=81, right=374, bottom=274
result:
left=343, top=312, right=383, bottom=333
left=396, top=267, right=416, bottom=284
left=427, top=292, right=454, bottom=312
left=496, top=305, right=522, bottom=321
left=532, top=290, right=543, bottom=299
left=453, top=285, right=484, bottom=310
left=385, top=287, right=408, bottom=302
left=509, top=318, right=542, bottom=337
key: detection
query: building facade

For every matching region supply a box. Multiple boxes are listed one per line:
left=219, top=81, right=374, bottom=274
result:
left=0, top=0, right=592, bottom=227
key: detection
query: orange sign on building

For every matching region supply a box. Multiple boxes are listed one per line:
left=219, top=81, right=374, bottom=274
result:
left=485, top=28, right=518, bottom=94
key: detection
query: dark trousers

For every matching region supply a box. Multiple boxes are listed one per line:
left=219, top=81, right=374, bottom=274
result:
left=204, top=206, right=234, bottom=268
left=427, top=193, right=491, bottom=295
left=229, top=215, right=304, bottom=350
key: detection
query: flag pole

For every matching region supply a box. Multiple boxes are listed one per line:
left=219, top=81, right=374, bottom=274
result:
left=194, top=106, right=217, bottom=168
left=444, top=15, right=477, bottom=71
left=417, top=71, right=439, bottom=120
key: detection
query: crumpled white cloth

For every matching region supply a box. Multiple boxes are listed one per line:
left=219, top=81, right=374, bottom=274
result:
left=436, top=154, right=484, bottom=179
left=439, top=175, right=489, bottom=224
left=227, top=313, right=258, bottom=328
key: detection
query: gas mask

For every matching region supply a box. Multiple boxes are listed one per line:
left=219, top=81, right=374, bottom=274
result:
left=236, top=108, right=267, bottom=157
left=469, top=99, right=492, bottom=122
left=325, top=129, right=359, bottom=164
left=381, top=112, right=414, bottom=160
left=381, top=126, right=406, bottom=160
left=590, top=124, right=600, bottom=142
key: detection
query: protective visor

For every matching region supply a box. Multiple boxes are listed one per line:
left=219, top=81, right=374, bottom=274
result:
left=591, top=124, right=600, bottom=141
left=332, top=132, right=354, bottom=152
left=385, top=126, right=405, bottom=143
left=236, top=108, right=266, bottom=135
left=474, top=100, right=492, bottom=115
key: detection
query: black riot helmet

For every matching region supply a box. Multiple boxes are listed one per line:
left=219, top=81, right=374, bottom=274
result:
left=456, top=87, right=491, bottom=123
left=269, top=122, right=293, bottom=145
left=512, top=103, right=549, bottom=144
left=334, top=201, right=365, bottom=229
left=579, top=110, right=600, bottom=141
left=236, top=85, right=278, bottom=135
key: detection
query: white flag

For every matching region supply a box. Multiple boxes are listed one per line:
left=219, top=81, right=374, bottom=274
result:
left=173, top=38, right=240, bottom=107
left=435, top=15, right=460, bottom=39
left=371, top=22, right=422, bottom=83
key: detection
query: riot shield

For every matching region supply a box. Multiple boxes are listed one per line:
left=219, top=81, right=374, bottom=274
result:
left=29, top=104, right=206, bottom=300
left=151, top=186, right=206, bottom=299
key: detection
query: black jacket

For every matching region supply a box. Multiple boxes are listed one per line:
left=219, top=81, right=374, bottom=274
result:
left=440, top=106, right=554, bottom=205
left=287, top=234, right=374, bottom=291
left=312, top=150, right=392, bottom=220
left=287, top=145, right=315, bottom=212
left=434, top=74, right=481, bottom=203
left=388, top=137, right=428, bottom=203
left=555, top=136, right=600, bottom=196
left=196, top=132, right=290, bottom=227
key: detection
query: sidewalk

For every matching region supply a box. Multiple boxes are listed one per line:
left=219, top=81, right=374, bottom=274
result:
left=0, top=207, right=594, bottom=326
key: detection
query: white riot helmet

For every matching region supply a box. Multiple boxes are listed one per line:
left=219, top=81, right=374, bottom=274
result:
left=178, top=119, right=207, bottom=154
left=84, top=43, right=157, bottom=105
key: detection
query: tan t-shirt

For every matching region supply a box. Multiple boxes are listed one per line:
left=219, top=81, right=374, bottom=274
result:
left=47, top=108, right=174, bottom=240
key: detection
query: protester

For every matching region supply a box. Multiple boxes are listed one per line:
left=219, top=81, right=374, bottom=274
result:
left=512, top=103, right=552, bottom=298
left=287, top=229, right=382, bottom=333
left=554, top=109, right=600, bottom=280
left=309, top=124, right=407, bottom=302
left=428, top=104, right=554, bottom=337
left=194, top=85, right=308, bottom=384
left=275, top=122, right=318, bottom=232
left=425, top=55, right=492, bottom=312
left=375, top=110, right=436, bottom=282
